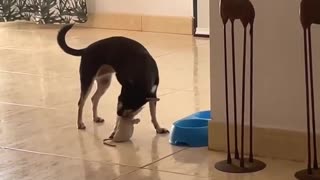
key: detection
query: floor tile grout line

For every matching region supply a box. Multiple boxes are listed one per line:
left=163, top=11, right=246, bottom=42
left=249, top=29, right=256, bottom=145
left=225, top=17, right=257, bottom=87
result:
left=0, top=102, right=57, bottom=110
left=153, top=39, right=209, bottom=59
left=112, top=168, right=209, bottom=180
left=164, top=87, right=199, bottom=91
left=111, top=168, right=142, bottom=180
left=154, top=51, right=178, bottom=58
left=2, top=146, right=141, bottom=168
left=111, top=147, right=193, bottom=180
left=2, top=146, right=192, bottom=172
left=113, top=146, right=211, bottom=179
left=3, top=147, right=88, bottom=160
left=157, top=89, right=195, bottom=97
left=0, top=70, right=76, bottom=79
left=113, top=153, right=213, bottom=180
left=0, top=70, right=49, bottom=77
left=158, top=91, right=179, bottom=97
left=0, top=46, right=61, bottom=51
left=197, top=41, right=209, bottom=46
left=139, top=147, right=189, bottom=169
left=141, top=168, right=210, bottom=179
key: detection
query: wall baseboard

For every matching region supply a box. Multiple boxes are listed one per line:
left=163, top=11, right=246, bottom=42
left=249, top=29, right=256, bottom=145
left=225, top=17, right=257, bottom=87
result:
left=78, top=13, right=194, bottom=35
left=79, top=13, right=142, bottom=31
left=208, top=120, right=320, bottom=162
left=195, top=27, right=209, bottom=37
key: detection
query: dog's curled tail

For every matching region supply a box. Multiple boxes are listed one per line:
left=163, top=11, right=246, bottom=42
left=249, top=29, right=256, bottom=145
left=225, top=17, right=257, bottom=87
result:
left=57, top=24, right=84, bottom=56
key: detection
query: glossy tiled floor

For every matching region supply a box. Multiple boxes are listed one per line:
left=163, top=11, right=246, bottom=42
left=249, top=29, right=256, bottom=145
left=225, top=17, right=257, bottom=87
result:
left=0, top=22, right=306, bottom=180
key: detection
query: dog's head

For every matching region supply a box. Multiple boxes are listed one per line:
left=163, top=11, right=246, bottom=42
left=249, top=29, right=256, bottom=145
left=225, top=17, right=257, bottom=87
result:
left=117, top=96, right=159, bottom=118
left=117, top=83, right=159, bottom=118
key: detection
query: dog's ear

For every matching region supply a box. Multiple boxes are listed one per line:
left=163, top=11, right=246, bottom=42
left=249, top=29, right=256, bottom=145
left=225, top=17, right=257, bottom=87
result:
left=146, top=97, right=160, bottom=102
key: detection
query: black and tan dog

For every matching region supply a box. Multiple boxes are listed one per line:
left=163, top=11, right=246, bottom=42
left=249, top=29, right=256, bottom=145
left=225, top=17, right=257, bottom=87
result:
left=57, top=24, right=169, bottom=134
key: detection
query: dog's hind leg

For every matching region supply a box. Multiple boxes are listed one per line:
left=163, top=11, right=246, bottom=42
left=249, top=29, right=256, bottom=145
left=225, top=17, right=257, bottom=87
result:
left=77, top=83, right=93, bottom=130
left=91, top=73, right=112, bottom=123
left=77, top=62, right=96, bottom=130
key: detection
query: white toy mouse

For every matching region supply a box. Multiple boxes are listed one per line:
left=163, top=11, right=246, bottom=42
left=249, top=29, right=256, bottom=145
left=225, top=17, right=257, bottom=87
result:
left=103, top=116, right=140, bottom=147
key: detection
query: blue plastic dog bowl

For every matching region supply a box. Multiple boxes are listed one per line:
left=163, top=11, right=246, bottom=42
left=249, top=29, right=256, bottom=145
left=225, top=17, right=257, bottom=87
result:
left=182, top=110, right=211, bottom=120
left=169, top=118, right=209, bottom=147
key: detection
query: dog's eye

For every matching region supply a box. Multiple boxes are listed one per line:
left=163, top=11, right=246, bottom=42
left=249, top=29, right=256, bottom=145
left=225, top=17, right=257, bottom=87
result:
left=117, top=101, right=123, bottom=110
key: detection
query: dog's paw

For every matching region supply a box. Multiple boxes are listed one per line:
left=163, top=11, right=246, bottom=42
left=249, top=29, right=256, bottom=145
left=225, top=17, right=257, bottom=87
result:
left=156, top=128, right=170, bottom=134
left=78, top=123, right=86, bottom=130
left=94, top=117, right=105, bottom=123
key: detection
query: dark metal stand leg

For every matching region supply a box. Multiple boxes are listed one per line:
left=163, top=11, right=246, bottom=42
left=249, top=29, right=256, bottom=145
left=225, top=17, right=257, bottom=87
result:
left=249, top=24, right=254, bottom=163
left=231, top=20, right=240, bottom=160
left=224, top=23, right=232, bottom=164
left=215, top=22, right=266, bottom=174
left=240, top=26, right=247, bottom=168
left=307, top=28, right=319, bottom=170
left=294, top=28, right=320, bottom=180
left=305, top=28, right=312, bottom=175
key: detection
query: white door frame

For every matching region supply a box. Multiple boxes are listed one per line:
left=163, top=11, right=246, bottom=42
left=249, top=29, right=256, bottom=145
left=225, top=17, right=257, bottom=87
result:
left=193, top=0, right=210, bottom=37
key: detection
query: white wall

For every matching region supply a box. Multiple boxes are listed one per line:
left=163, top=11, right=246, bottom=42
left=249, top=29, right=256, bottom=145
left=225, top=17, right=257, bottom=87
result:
left=210, top=0, right=320, bottom=131
left=87, top=0, right=193, bottom=17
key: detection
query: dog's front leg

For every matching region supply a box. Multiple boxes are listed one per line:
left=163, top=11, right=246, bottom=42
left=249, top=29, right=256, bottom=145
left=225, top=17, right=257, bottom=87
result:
left=149, top=100, right=169, bottom=134
left=109, top=117, right=120, bottom=139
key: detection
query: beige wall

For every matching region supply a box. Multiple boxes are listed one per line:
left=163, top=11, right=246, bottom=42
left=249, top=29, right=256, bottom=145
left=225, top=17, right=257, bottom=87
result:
left=83, top=1, right=194, bottom=34
left=210, top=0, right=320, bottom=133
left=87, top=0, right=193, bottom=17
